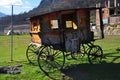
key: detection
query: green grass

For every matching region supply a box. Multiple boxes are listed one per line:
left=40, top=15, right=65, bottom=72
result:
left=0, top=35, right=120, bottom=80
left=95, top=35, right=120, bottom=63
left=0, top=35, right=31, bottom=62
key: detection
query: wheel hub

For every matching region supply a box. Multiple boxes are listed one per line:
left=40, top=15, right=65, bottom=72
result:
left=46, top=55, right=54, bottom=61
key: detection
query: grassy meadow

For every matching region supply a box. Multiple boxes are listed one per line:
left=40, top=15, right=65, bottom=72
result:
left=0, top=35, right=120, bottom=80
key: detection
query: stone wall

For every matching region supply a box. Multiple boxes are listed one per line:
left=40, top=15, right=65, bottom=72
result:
left=109, top=16, right=120, bottom=24
left=104, top=25, right=120, bottom=35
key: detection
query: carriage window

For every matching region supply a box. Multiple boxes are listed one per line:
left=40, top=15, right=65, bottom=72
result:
left=50, top=20, right=59, bottom=29
left=33, top=23, right=38, bottom=31
left=73, top=22, right=77, bottom=29
left=31, top=19, right=40, bottom=32
left=66, top=21, right=72, bottom=28
left=66, top=21, right=77, bottom=29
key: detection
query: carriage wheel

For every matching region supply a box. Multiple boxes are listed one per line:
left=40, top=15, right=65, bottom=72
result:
left=82, top=43, right=92, bottom=54
left=26, top=43, right=40, bottom=64
left=37, top=46, right=65, bottom=75
left=88, top=45, right=103, bottom=64
left=71, top=44, right=89, bottom=59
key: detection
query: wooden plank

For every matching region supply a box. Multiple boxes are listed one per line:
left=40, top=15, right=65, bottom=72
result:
left=31, top=33, right=41, bottom=43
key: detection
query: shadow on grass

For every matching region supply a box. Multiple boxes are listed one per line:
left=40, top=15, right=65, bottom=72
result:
left=61, top=63, right=120, bottom=80
left=104, top=51, right=120, bottom=57
left=104, top=51, right=120, bottom=63
left=61, top=51, right=120, bottom=80
left=24, top=62, right=38, bottom=66
left=24, top=51, right=120, bottom=80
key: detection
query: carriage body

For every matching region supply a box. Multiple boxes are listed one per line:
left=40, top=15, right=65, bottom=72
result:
left=29, top=9, right=103, bottom=52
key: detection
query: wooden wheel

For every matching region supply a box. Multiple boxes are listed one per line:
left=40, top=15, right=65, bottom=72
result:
left=26, top=43, right=41, bottom=64
left=37, top=46, right=65, bottom=75
left=81, top=43, right=91, bottom=54
left=88, top=45, right=103, bottom=64
left=71, top=44, right=90, bottom=60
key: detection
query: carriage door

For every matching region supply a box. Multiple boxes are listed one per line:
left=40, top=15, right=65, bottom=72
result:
left=61, top=11, right=79, bottom=52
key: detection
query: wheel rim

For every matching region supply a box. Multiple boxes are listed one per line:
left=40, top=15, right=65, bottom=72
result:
left=88, top=45, right=103, bottom=64
left=26, top=44, right=39, bottom=63
left=38, top=46, right=65, bottom=74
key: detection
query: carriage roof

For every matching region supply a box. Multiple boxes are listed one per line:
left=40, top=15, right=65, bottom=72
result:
left=30, top=0, right=106, bottom=18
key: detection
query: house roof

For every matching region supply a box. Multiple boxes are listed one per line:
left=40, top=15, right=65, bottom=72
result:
left=30, top=0, right=106, bottom=18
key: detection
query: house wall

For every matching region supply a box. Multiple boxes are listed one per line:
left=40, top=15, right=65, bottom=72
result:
left=40, top=12, right=61, bottom=45
left=96, top=8, right=109, bottom=25
left=109, top=16, right=120, bottom=24
left=77, top=10, right=92, bottom=41
left=30, top=13, right=60, bottom=44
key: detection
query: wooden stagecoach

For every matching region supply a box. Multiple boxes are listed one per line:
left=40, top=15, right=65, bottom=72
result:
left=26, top=0, right=105, bottom=76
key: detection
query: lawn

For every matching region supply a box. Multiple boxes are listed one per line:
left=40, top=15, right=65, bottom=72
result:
left=0, top=35, right=120, bottom=80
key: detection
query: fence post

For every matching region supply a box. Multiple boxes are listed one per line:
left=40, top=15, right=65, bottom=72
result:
left=10, top=5, right=13, bottom=61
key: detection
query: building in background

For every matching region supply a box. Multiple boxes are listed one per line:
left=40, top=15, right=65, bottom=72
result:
left=96, top=0, right=120, bottom=35
left=4, top=24, right=30, bottom=35
left=96, top=0, right=120, bottom=25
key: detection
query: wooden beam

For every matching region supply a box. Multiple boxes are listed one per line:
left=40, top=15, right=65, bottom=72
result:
left=99, top=8, right=104, bottom=39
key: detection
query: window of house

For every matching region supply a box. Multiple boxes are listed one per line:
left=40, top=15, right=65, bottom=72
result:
left=50, top=20, right=59, bottom=29
left=65, top=21, right=78, bottom=29
left=31, top=19, right=40, bottom=32
left=73, top=22, right=77, bottom=29
left=66, top=21, right=72, bottom=28
left=109, top=9, right=115, bottom=15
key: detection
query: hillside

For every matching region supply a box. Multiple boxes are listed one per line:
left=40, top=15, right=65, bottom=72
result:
left=0, top=0, right=97, bottom=27
left=0, top=0, right=50, bottom=26
left=0, top=12, right=6, bottom=17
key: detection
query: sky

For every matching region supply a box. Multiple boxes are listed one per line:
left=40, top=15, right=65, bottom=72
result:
left=0, top=0, right=41, bottom=15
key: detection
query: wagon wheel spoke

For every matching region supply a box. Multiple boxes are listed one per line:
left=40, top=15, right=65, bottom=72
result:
left=81, top=43, right=91, bottom=55
left=52, top=60, right=63, bottom=69
left=37, top=46, right=65, bottom=75
left=88, top=45, right=103, bottom=64
left=53, top=51, right=65, bottom=69
left=80, top=44, right=86, bottom=55
left=26, top=44, right=40, bottom=64
left=28, top=53, right=36, bottom=59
